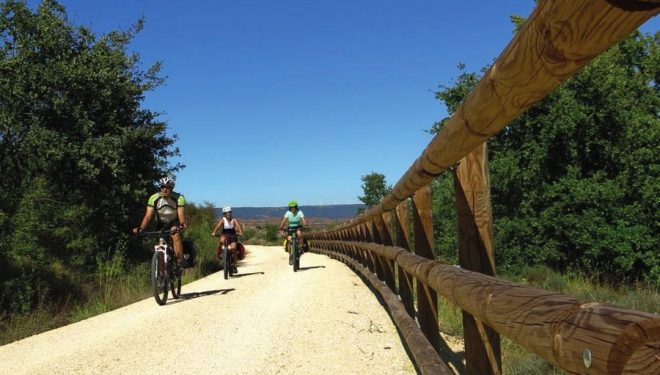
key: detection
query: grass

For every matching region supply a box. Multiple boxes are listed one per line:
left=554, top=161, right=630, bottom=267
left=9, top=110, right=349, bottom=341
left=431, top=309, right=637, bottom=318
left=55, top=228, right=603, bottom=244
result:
left=435, top=265, right=659, bottom=374
left=0, top=224, right=222, bottom=346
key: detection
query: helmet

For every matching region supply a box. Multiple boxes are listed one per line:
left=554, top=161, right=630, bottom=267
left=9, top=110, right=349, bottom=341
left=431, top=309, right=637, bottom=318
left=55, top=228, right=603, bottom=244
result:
left=159, top=177, right=175, bottom=188
left=222, top=206, right=232, bottom=213
left=287, top=200, right=298, bottom=208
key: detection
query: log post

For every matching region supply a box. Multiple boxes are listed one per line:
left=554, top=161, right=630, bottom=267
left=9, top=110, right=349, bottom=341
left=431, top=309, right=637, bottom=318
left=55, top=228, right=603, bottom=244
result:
left=394, top=199, right=415, bottom=317
left=379, top=212, right=396, bottom=290
left=454, top=143, right=501, bottom=375
left=370, top=218, right=385, bottom=280
left=361, top=222, right=375, bottom=273
left=413, top=185, right=441, bottom=353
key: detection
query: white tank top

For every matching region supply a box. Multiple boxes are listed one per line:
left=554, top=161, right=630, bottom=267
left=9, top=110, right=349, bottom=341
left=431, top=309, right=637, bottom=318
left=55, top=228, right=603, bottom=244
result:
left=222, top=217, right=236, bottom=229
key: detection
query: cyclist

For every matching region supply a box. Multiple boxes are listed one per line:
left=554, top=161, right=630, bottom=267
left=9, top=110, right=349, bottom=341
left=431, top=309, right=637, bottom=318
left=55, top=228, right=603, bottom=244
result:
left=278, top=200, right=309, bottom=264
left=133, top=177, right=188, bottom=274
left=211, top=206, right=244, bottom=273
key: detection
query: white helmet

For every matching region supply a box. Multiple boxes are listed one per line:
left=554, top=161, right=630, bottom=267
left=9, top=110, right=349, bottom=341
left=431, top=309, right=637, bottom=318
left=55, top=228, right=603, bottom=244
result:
left=222, top=206, right=232, bottom=213
left=159, top=176, right=175, bottom=188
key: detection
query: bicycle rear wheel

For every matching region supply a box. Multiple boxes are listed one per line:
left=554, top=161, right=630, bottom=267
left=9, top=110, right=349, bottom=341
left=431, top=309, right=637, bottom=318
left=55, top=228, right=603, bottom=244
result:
left=151, top=251, right=169, bottom=305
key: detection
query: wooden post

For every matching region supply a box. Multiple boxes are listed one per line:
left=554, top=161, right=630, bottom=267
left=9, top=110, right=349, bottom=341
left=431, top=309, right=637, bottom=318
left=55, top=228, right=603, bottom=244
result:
left=378, top=212, right=396, bottom=290
left=454, top=143, right=501, bottom=375
left=394, top=200, right=415, bottom=317
left=412, top=185, right=441, bottom=353
left=361, top=223, right=375, bottom=273
left=371, top=217, right=386, bottom=280
left=352, top=227, right=363, bottom=264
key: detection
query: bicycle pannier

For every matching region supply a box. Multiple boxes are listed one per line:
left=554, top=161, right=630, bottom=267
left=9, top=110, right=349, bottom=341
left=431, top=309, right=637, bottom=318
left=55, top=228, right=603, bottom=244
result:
left=182, top=240, right=197, bottom=268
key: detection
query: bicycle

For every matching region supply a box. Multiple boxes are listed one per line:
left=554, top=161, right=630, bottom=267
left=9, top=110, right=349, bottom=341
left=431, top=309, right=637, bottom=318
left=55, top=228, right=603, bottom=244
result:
left=284, top=226, right=304, bottom=272
left=137, top=228, right=183, bottom=305
left=214, top=233, right=239, bottom=279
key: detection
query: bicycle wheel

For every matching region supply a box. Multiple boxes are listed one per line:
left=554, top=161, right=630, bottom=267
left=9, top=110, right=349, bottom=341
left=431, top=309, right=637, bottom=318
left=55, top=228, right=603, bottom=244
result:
left=292, top=239, right=299, bottom=272
left=151, top=251, right=168, bottom=305
left=222, top=247, right=230, bottom=280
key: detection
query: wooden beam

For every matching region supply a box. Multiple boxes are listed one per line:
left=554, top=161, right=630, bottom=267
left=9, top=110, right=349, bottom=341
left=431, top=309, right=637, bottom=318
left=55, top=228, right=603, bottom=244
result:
left=427, top=264, right=660, bottom=375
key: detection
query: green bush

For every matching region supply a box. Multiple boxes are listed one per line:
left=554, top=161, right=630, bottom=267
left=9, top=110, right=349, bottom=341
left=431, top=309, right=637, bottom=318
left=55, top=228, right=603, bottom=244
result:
left=266, top=225, right=280, bottom=242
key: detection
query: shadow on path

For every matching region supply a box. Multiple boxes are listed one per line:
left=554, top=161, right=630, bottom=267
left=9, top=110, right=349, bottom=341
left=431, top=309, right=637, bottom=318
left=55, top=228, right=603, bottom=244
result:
left=231, top=271, right=265, bottom=278
left=438, top=339, right=465, bottom=374
left=297, top=265, right=325, bottom=271
left=177, top=288, right=234, bottom=302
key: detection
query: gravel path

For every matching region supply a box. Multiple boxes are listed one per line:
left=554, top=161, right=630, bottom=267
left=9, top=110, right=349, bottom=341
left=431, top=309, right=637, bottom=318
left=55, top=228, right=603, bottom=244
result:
left=0, top=245, right=416, bottom=374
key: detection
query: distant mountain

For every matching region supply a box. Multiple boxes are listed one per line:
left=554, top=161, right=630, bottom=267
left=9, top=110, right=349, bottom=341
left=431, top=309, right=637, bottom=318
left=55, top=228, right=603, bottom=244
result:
left=215, top=204, right=365, bottom=220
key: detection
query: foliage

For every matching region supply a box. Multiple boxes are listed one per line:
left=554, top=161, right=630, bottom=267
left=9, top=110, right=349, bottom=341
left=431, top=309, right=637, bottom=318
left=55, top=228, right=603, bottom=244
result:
left=265, top=224, right=280, bottom=242
left=431, top=174, right=458, bottom=264
left=0, top=0, right=180, bottom=314
left=431, top=31, right=659, bottom=287
left=0, top=214, right=224, bottom=345
left=357, top=172, right=392, bottom=210
left=186, top=201, right=217, bottom=229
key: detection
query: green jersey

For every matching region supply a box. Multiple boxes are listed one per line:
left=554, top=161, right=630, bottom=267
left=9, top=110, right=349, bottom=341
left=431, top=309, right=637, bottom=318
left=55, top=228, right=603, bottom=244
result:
left=147, top=191, right=186, bottom=225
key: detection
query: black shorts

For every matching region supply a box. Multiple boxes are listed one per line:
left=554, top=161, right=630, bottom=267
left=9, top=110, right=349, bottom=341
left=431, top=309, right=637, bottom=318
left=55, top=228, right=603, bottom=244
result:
left=287, top=226, right=303, bottom=235
left=221, top=233, right=238, bottom=243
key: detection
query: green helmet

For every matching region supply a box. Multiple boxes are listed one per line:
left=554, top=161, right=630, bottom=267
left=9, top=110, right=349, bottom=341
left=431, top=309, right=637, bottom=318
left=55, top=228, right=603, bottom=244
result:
left=288, top=200, right=298, bottom=208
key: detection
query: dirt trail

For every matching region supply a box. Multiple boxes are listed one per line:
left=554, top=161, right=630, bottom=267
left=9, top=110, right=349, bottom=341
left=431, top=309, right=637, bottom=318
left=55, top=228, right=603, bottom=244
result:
left=0, top=246, right=417, bottom=374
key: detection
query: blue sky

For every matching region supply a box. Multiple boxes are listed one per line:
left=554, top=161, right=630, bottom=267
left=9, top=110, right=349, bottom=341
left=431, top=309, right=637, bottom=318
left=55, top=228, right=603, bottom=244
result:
left=30, top=1, right=658, bottom=207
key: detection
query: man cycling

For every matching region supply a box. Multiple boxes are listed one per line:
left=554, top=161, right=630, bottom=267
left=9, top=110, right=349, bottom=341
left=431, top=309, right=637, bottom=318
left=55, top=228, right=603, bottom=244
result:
left=211, top=206, right=244, bottom=273
left=278, top=200, right=309, bottom=265
left=133, top=177, right=188, bottom=274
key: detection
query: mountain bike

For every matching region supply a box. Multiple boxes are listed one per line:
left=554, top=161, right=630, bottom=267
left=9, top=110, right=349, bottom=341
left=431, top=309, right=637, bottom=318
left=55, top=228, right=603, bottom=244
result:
left=138, top=228, right=183, bottom=305
left=285, top=227, right=303, bottom=272
left=214, top=233, right=238, bottom=280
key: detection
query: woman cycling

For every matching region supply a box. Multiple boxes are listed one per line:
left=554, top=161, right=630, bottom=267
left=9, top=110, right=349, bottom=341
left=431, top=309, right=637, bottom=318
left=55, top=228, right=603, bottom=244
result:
left=211, top=206, right=244, bottom=273
left=278, top=200, right=309, bottom=264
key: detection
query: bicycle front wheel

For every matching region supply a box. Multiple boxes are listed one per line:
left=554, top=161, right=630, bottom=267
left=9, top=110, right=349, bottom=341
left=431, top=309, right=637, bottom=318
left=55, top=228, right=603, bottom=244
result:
left=222, top=247, right=230, bottom=280
left=151, top=251, right=169, bottom=305
left=292, top=240, right=299, bottom=272
left=170, top=269, right=181, bottom=299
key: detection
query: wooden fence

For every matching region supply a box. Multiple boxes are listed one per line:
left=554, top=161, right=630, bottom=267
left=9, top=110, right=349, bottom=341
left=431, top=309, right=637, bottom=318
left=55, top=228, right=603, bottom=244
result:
left=307, top=1, right=660, bottom=374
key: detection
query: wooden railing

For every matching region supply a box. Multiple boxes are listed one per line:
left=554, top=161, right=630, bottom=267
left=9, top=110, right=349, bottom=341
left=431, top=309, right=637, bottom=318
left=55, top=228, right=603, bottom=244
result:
left=307, top=1, right=660, bottom=374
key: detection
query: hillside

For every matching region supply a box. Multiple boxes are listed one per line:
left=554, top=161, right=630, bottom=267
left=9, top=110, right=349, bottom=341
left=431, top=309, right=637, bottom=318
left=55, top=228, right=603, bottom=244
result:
left=215, top=204, right=365, bottom=220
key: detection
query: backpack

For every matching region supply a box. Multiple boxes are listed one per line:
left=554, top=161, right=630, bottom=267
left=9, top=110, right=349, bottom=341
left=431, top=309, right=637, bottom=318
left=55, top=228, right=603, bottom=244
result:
left=182, top=239, right=197, bottom=268
left=237, top=242, right=246, bottom=260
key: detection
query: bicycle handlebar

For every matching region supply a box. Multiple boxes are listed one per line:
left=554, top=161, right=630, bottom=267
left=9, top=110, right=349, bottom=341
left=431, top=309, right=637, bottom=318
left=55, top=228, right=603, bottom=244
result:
left=134, top=226, right=184, bottom=237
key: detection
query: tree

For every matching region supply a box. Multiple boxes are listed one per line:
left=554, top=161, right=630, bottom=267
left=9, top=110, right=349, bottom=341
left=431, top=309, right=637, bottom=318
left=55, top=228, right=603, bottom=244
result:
left=358, top=172, right=392, bottom=209
left=0, top=0, right=180, bottom=313
left=431, top=30, right=659, bottom=286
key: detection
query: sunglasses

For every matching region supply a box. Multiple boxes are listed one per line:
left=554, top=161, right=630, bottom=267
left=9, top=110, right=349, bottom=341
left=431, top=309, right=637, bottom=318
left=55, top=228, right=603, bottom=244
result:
left=160, top=186, right=172, bottom=190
